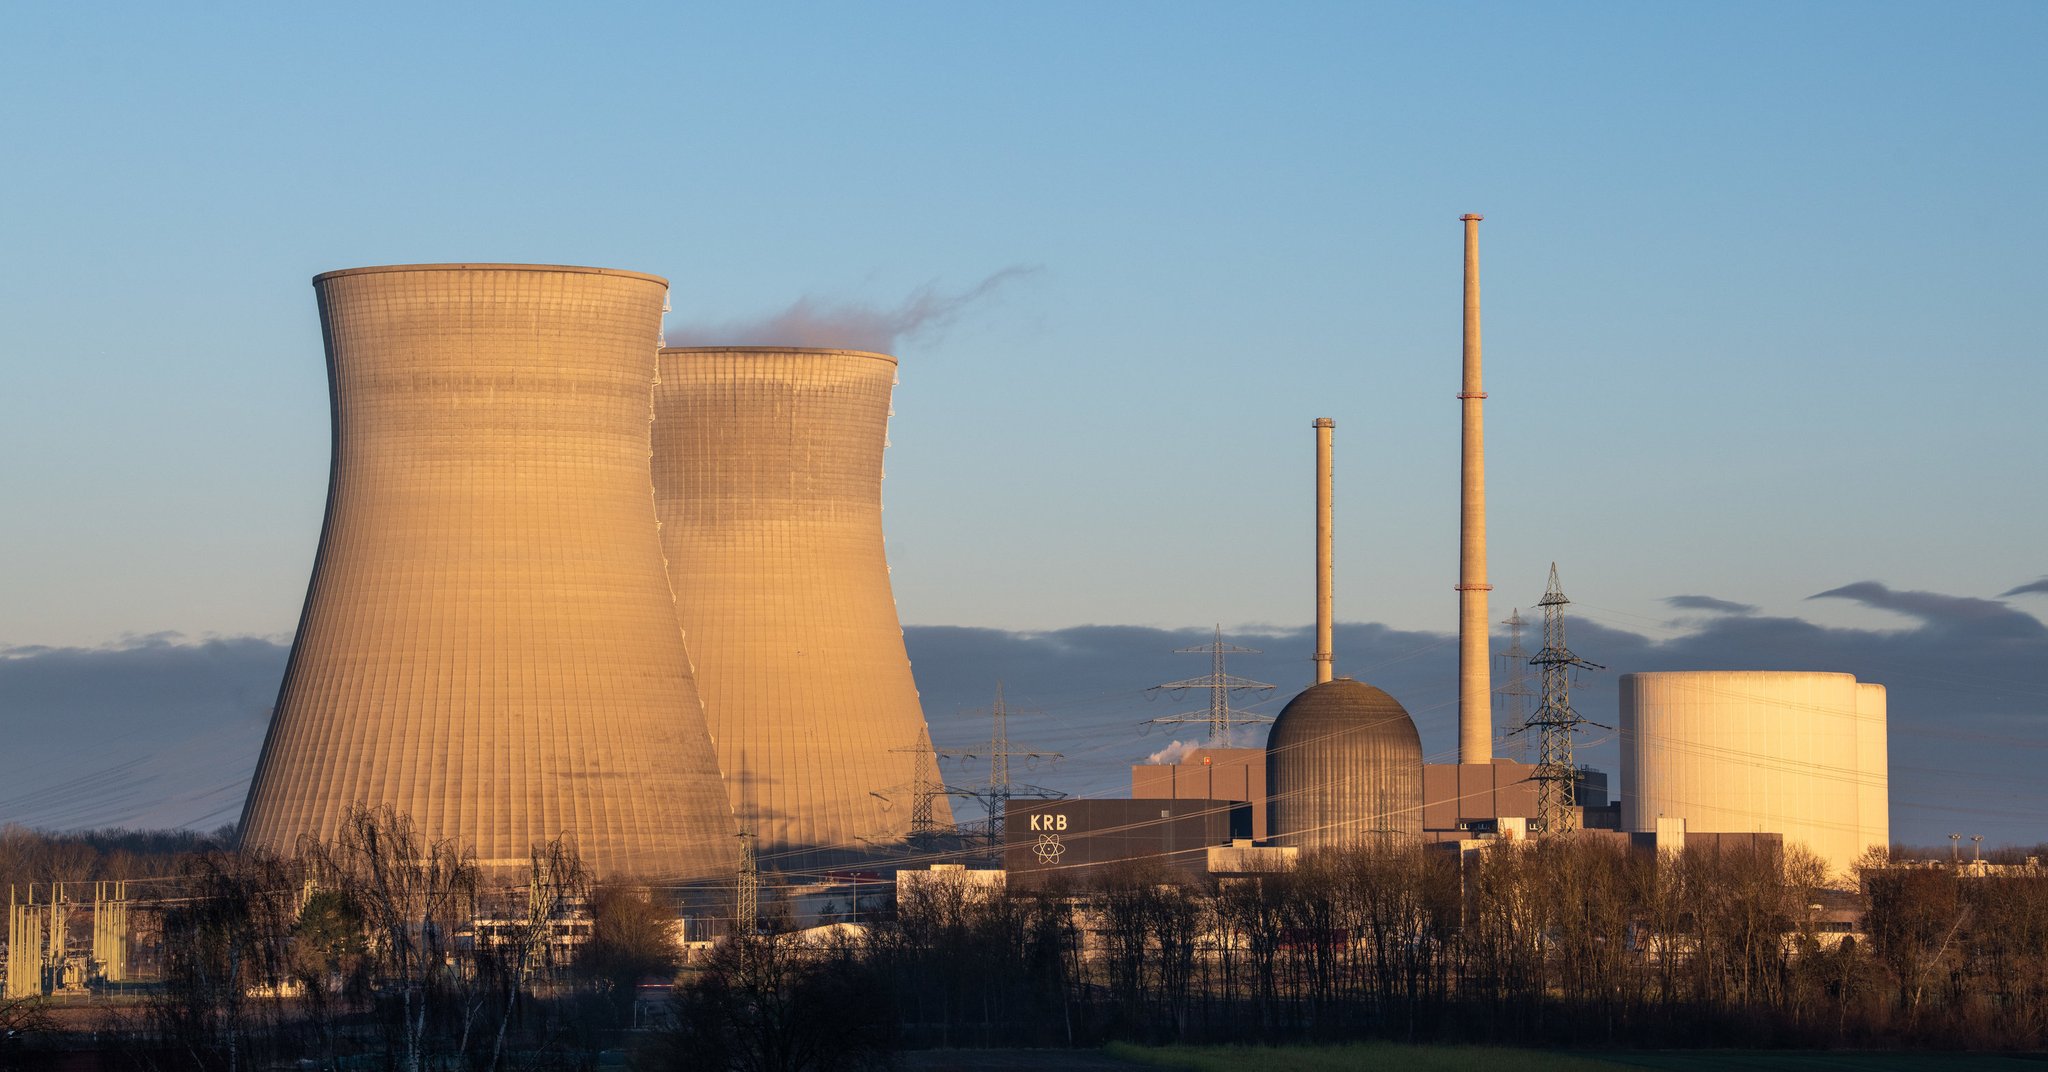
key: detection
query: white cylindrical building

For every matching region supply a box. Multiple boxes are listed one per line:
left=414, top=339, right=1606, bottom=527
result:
left=1620, top=671, right=1887, bottom=881
left=1855, top=682, right=1890, bottom=860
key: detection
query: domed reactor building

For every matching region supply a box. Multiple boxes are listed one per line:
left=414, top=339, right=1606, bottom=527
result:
left=1265, top=417, right=1424, bottom=851
left=240, top=264, right=737, bottom=879
left=1267, top=678, right=1425, bottom=851
left=652, top=347, right=951, bottom=865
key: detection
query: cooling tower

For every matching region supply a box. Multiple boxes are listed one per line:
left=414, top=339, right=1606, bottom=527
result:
left=240, top=264, right=737, bottom=879
left=1266, top=678, right=1425, bottom=851
left=1620, top=670, right=1887, bottom=880
left=651, top=346, right=950, bottom=862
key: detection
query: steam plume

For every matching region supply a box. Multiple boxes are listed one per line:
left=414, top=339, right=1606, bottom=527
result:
left=1146, top=739, right=1204, bottom=765
left=667, top=266, right=1038, bottom=353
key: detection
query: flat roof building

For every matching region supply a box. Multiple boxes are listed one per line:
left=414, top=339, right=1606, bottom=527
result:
left=1004, top=799, right=1248, bottom=888
left=1132, top=747, right=1268, bottom=841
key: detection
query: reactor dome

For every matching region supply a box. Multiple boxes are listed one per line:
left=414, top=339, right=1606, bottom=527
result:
left=1266, top=677, right=1424, bottom=851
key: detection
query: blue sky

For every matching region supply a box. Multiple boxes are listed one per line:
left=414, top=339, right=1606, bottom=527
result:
left=2, top=4, right=2044, bottom=842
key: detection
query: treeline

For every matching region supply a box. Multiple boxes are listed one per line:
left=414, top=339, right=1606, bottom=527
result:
left=0, top=823, right=235, bottom=890
left=14, top=819, right=2048, bottom=1069
left=20, top=807, right=687, bottom=1072
left=755, top=838, right=2048, bottom=1055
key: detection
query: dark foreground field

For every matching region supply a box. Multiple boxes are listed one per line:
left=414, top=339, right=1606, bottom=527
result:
left=1094, top=1043, right=2048, bottom=1072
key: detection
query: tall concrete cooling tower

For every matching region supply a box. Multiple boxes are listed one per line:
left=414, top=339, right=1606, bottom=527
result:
left=652, top=346, right=951, bottom=863
left=240, top=264, right=737, bottom=880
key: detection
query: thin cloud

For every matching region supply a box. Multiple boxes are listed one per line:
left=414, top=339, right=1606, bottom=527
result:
left=1664, top=594, right=1758, bottom=615
left=2001, top=578, right=2048, bottom=599
left=6, top=583, right=2046, bottom=847
left=0, top=636, right=285, bottom=831
left=1810, top=581, right=2047, bottom=638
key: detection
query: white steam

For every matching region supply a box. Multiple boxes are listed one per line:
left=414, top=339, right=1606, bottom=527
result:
left=666, top=266, right=1038, bottom=353
left=1145, top=739, right=1205, bottom=765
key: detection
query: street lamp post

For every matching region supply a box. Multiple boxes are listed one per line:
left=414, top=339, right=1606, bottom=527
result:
left=1950, top=833, right=1963, bottom=864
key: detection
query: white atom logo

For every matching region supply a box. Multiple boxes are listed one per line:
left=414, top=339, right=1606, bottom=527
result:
left=1033, top=832, right=1066, bottom=864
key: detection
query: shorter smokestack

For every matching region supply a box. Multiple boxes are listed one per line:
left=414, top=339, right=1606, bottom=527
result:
left=1314, top=418, right=1335, bottom=685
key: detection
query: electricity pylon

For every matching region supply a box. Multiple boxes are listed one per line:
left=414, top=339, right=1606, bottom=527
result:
left=1146, top=625, right=1276, bottom=745
left=1495, top=609, right=1535, bottom=760
left=1526, top=564, right=1606, bottom=834
left=937, top=684, right=1063, bottom=860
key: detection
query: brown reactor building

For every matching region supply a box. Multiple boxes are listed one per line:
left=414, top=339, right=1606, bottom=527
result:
left=652, top=347, right=951, bottom=862
left=239, top=264, right=738, bottom=879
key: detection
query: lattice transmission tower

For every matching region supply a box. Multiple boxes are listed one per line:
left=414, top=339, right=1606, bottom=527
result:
left=888, top=726, right=969, bottom=850
left=734, top=832, right=758, bottom=935
left=936, top=684, right=1063, bottom=860
left=1146, top=626, right=1276, bottom=745
left=1526, top=564, right=1606, bottom=835
left=1494, top=609, right=1535, bottom=760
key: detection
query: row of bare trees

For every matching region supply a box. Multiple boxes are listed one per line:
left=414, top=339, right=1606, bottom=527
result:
left=832, top=838, right=2048, bottom=1052
left=0, top=823, right=231, bottom=890
left=120, top=806, right=671, bottom=1072
left=14, top=819, right=2048, bottom=1067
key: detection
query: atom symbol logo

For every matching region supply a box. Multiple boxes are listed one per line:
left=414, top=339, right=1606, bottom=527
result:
left=1033, top=832, right=1065, bottom=864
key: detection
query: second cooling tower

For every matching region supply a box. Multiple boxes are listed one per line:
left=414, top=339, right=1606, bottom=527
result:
left=652, top=347, right=950, bottom=862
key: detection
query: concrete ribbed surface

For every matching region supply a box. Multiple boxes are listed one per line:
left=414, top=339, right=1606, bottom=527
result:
left=653, top=347, right=950, bottom=865
left=1267, top=678, right=1425, bottom=850
left=240, top=265, right=736, bottom=879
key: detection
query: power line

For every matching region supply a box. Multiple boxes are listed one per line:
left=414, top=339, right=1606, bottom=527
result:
left=1494, top=607, right=1534, bottom=760
left=1145, top=625, right=1277, bottom=745
left=1524, top=564, right=1606, bottom=835
left=936, top=683, right=1064, bottom=861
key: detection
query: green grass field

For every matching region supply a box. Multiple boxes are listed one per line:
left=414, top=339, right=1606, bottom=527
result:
left=1108, top=1043, right=2048, bottom=1072
left=1108, top=1042, right=1633, bottom=1071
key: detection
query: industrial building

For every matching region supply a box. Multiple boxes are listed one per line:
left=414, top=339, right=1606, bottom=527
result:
left=225, top=220, right=1896, bottom=894
left=650, top=346, right=950, bottom=862
left=1621, top=671, right=1889, bottom=880
left=1420, top=760, right=1613, bottom=840
left=1260, top=416, right=1427, bottom=852
left=1131, top=748, right=1268, bottom=840
left=1003, top=799, right=1251, bottom=888
left=1267, top=679, right=1425, bottom=849
left=240, top=264, right=738, bottom=880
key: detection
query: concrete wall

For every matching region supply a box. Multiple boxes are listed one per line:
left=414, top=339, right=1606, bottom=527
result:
left=1132, top=747, right=1268, bottom=840
left=1004, top=799, right=1241, bottom=888
left=1266, top=679, right=1423, bottom=850
left=241, top=264, right=737, bottom=879
left=1421, top=759, right=1539, bottom=834
left=1856, top=683, right=1891, bottom=860
left=652, top=347, right=947, bottom=863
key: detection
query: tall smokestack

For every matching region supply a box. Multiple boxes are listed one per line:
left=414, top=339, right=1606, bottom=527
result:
left=1313, top=417, right=1335, bottom=684
left=1457, top=214, right=1494, bottom=764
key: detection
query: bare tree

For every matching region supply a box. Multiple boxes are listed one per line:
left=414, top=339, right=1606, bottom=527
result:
left=148, top=848, right=298, bottom=1072
left=305, top=804, right=479, bottom=1072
